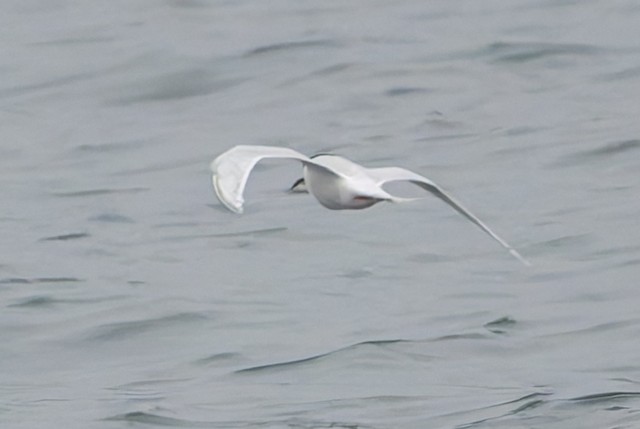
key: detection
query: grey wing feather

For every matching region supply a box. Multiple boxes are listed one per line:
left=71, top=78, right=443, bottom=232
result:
left=367, top=167, right=530, bottom=265
left=210, top=145, right=311, bottom=213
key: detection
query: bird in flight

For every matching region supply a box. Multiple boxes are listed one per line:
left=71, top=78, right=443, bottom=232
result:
left=210, top=145, right=529, bottom=265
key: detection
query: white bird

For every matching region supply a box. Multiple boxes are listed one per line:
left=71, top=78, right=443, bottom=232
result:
left=210, top=145, right=529, bottom=265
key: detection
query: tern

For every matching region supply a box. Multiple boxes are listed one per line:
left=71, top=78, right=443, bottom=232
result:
left=210, top=145, right=529, bottom=265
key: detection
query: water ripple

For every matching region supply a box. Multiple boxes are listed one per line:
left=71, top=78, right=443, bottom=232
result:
left=542, top=318, right=640, bottom=339
left=0, top=277, right=81, bottom=284
left=452, top=392, right=553, bottom=429
left=484, top=41, right=602, bottom=63
left=454, top=388, right=640, bottom=428
left=52, top=187, right=149, bottom=198
left=104, top=411, right=211, bottom=427
left=0, top=72, right=98, bottom=99
left=39, top=232, right=90, bottom=241
left=88, top=213, right=135, bottom=223
left=559, top=139, right=640, bottom=166
left=235, top=339, right=411, bottom=374
left=484, top=316, right=517, bottom=334
left=84, top=312, right=209, bottom=342
left=104, top=412, right=366, bottom=429
left=384, top=87, right=433, bottom=97
left=525, top=233, right=593, bottom=254
left=245, top=39, right=341, bottom=56
left=111, top=68, right=244, bottom=105
left=570, top=391, right=640, bottom=403
left=73, top=139, right=153, bottom=154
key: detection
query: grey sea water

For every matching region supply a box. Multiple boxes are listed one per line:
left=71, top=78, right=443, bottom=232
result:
left=2, top=1, right=640, bottom=428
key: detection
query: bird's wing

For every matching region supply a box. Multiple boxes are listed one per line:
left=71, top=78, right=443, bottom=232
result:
left=210, top=145, right=311, bottom=213
left=367, top=166, right=530, bottom=265
left=211, top=145, right=342, bottom=214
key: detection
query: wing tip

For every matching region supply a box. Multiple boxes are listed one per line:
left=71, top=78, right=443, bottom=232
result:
left=509, top=248, right=531, bottom=266
left=212, top=174, right=244, bottom=214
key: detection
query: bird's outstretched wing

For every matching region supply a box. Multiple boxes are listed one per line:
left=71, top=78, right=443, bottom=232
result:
left=368, top=166, right=530, bottom=265
left=210, top=145, right=313, bottom=213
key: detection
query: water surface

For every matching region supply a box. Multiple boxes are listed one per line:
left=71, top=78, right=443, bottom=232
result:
left=2, top=1, right=640, bottom=428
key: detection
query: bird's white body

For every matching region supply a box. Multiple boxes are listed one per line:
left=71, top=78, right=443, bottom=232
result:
left=210, top=145, right=529, bottom=265
left=302, top=156, right=393, bottom=210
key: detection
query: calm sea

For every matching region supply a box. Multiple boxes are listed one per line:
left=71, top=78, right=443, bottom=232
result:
left=2, top=1, right=640, bottom=428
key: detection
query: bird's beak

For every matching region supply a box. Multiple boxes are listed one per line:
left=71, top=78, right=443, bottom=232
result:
left=289, top=178, right=307, bottom=193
